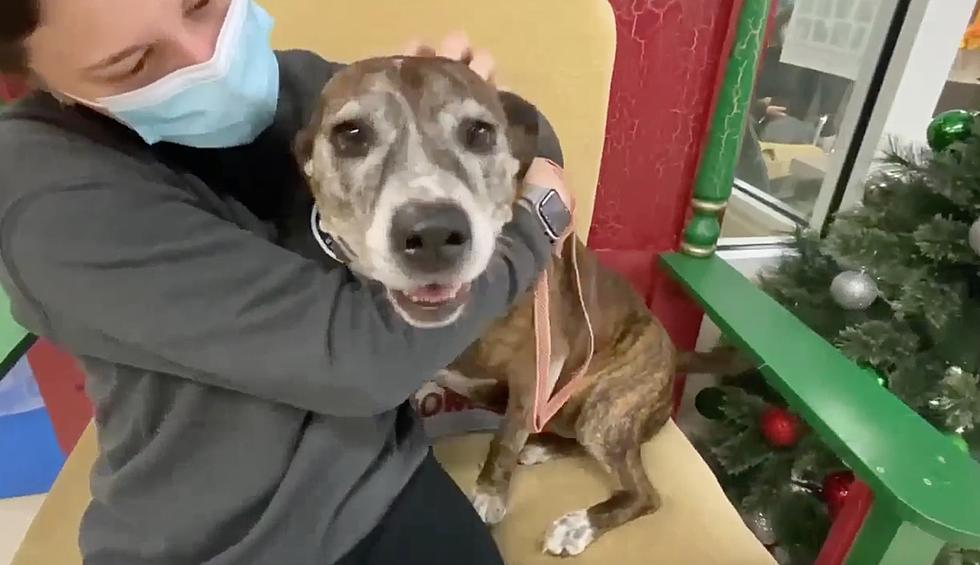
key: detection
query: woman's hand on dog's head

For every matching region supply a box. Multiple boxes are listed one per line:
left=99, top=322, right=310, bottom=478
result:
left=401, top=31, right=495, bottom=83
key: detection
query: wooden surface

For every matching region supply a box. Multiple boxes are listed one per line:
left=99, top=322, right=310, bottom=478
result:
left=587, top=0, right=754, bottom=357
left=0, top=495, right=44, bottom=565
left=436, top=422, right=775, bottom=564
left=12, top=421, right=776, bottom=565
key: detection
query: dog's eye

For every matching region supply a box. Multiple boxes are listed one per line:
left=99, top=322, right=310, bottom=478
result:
left=460, top=119, right=496, bottom=153
left=330, top=120, right=375, bottom=158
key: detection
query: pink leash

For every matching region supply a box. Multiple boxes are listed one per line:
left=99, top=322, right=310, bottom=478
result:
left=530, top=241, right=595, bottom=433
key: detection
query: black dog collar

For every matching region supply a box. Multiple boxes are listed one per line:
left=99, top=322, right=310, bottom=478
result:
left=309, top=205, right=351, bottom=264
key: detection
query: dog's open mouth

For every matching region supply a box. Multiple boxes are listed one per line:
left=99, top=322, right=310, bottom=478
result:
left=388, top=282, right=473, bottom=327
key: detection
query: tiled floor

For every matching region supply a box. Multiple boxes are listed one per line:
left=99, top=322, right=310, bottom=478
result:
left=0, top=495, right=42, bottom=565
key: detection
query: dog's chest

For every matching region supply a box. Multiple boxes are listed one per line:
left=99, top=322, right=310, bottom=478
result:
left=448, top=255, right=588, bottom=388
left=450, top=292, right=538, bottom=384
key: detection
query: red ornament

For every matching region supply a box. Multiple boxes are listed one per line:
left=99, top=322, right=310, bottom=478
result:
left=822, top=470, right=856, bottom=518
left=759, top=406, right=801, bottom=447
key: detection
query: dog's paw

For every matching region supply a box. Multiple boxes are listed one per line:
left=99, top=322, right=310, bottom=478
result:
left=471, top=487, right=507, bottom=525
left=543, top=510, right=596, bottom=557
left=518, top=443, right=557, bottom=466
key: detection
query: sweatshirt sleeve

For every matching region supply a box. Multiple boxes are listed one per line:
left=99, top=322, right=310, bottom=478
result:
left=1, top=180, right=551, bottom=417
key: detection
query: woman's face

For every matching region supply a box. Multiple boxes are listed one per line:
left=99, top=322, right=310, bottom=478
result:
left=25, top=0, right=232, bottom=101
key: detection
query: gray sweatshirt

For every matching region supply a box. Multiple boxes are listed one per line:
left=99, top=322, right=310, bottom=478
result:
left=0, top=50, right=559, bottom=564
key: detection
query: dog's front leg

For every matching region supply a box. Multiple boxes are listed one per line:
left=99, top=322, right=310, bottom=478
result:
left=472, top=399, right=532, bottom=525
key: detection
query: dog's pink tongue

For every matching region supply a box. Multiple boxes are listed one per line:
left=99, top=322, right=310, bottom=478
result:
left=407, top=283, right=459, bottom=302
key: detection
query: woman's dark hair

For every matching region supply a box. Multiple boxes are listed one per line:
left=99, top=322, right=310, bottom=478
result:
left=1, top=0, right=41, bottom=74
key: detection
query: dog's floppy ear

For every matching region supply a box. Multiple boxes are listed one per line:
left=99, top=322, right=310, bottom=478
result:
left=499, top=90, right=540, bottom=180
left=293, top=102, right=326, bottom=183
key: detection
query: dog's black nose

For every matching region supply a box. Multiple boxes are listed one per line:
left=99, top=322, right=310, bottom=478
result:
left=391, top=202, right=472, bottom=273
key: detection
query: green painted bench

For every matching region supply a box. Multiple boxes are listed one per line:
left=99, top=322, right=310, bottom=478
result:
left=662, top=0, right=980, bottom=563
left=0, top=290, right=33, bottom=378
left=662, top=254, right=980, bottom=564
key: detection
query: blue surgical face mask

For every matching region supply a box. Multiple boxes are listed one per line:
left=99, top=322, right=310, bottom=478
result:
left=82, top=0, right=280, bottom=148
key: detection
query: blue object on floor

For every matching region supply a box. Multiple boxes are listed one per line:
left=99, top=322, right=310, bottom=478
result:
left=0, top=356, right=65, bottom=499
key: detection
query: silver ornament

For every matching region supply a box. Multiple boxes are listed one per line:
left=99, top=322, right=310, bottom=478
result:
left=970, top=219, right=980, bottom=256
left=830, top=271, right=878, bottom=310
left=742, top=509, right=776, bottom=545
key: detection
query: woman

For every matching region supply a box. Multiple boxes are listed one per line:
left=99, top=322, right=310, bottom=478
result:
left=0, top=1, right=571, bottom=564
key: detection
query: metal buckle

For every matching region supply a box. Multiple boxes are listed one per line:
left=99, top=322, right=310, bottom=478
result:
left=309, top=205, right=347, bottom=264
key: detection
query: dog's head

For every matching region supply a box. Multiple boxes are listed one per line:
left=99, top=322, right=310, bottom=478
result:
left=295, top=56, right=540, bottom=327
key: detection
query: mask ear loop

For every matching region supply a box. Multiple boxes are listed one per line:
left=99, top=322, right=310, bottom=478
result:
left=309, top=205, right=346, bottom=264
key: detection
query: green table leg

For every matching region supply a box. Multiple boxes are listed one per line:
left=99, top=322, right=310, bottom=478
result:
left=846, top=501, right=945, bottom=565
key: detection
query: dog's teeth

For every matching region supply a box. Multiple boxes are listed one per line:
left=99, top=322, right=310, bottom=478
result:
left=402, top=284, right=466, bottom=306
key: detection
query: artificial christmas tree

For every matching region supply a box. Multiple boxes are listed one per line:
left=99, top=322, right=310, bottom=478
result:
left=695, top=110, right=980, bottom=565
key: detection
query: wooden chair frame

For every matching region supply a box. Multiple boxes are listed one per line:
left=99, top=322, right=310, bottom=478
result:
left=662, top=1, right=980, bottom=563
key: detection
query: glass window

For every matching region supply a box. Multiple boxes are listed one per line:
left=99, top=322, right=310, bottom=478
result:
left=726, top=0, right=896, bottom=239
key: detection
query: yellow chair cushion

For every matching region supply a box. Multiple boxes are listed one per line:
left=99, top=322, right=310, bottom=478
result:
left=435, top=421, right=776, bottom=565
left=13, top=422, right=774, bottom=565
left=11, top=425, right=94, bottom=565
left=264, top=0, right=615, bottom=240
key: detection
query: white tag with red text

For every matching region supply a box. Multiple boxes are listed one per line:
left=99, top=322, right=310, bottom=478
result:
left=411, top=382, right=502, bottom=438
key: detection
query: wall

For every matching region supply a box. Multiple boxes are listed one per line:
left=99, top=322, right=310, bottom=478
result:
left=880, top=0, right=976, bottom=147
left=835, top=0, right=975, bottom=213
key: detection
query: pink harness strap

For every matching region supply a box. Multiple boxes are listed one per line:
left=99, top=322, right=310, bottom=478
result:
left=530, top=242, right=595, bottom=433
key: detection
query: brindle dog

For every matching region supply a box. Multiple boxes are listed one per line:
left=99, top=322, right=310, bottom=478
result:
left=293, top=56, right=736, bottom=557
